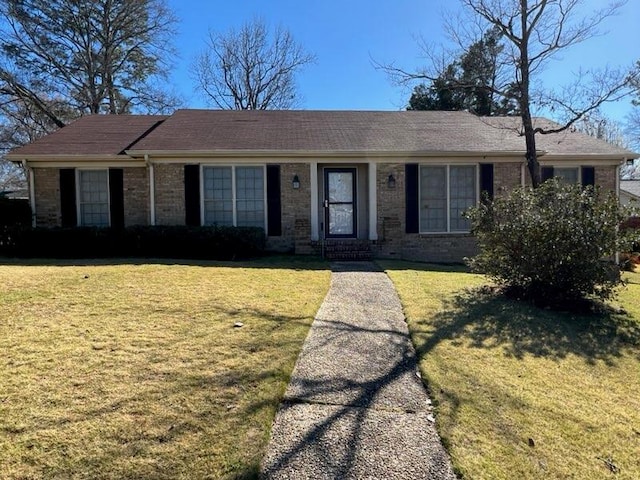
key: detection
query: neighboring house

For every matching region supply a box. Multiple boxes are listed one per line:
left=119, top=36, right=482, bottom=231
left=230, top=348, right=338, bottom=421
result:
left=620, top=179, right=640, bottom=209
left=6, top=110, right=639, bottom=262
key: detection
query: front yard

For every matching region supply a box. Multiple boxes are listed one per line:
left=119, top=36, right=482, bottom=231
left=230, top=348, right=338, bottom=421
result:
left=0, top=258, right=330, bottom=479
left=383, top=262, right=640, bottom=480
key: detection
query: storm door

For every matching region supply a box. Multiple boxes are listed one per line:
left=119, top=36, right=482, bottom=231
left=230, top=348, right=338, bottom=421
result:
left=324, top=168, right=357, bottom=238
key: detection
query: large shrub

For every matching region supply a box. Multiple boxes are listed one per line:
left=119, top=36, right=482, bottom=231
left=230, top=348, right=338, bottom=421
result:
left=465, top=180, right=638, bottom=304
left=0, top=225, right=266, bottom=260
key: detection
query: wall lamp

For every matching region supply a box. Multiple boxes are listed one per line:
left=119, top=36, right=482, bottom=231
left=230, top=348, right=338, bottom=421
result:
left=292, top=174, right=300, bottom=189
left=387, top=173, right=396, bottom=188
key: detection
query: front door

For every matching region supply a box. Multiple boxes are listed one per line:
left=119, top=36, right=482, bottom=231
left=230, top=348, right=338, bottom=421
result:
left=324, top=168, right=356, bottom=238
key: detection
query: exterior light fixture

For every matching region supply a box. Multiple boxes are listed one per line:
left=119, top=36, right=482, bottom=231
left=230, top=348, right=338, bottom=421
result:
left=387, top=173, right=396, bottom=188
left=292, top=174, right=300, bottom=189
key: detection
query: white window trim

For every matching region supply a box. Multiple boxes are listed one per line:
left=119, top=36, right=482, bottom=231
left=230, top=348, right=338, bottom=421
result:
left=76, top=168, right=111, bottom=227
left=200, top=164, right=268, bottom=230
left=418, top=163, right=479, bottom=235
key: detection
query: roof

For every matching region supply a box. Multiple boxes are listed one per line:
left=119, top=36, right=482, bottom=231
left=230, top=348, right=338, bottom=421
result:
left=621, top=180, right=640, bottom=200
left=7, top=114, right=167, bottom=157
left=7, top=110, right=639, bottom=159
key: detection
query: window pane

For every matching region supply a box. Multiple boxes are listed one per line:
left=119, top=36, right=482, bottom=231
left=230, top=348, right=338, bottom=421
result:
left=79, top=170, right=109, bottom=227
left=327, top=172, right=353, bottom=203
left=420, top=166, right=446, bottom=232
left=203, top=167, right=233, bottom=226
left=329, top=204, right=354, bottom=235
left=450, top=166, right=476, bottom=231
left=554, top=168, right=579, bottom=184
left=236, top=167, right=264, bottom=228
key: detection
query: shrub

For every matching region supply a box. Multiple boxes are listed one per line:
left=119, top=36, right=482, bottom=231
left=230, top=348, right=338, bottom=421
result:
left=0, top=225, right=266, bottom=260
left=465, top=180, right=639, bottom=305
left=0, top=198, right=31, bottom=226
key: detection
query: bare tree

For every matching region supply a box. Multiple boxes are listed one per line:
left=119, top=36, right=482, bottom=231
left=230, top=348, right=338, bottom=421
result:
left=192, top=19, right=315, bottom=110
left=378, top=0, right=636, bottom=187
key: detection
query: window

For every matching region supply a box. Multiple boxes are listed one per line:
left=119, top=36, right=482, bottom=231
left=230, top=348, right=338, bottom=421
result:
left=202, top=166, right=265, bottom=228
left=419, top=165, right=477, bottom=233
left=554, top=167, right=579, bottom=184
left=78, top=170, right=109, bottom=226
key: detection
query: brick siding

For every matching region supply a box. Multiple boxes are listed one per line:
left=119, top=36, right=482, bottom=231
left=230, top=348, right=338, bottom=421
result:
left=123, top=167, right=149, bottom=226
left=33, top=168, right=61, bottom=227
left=154, top=164, right=185, bottom=225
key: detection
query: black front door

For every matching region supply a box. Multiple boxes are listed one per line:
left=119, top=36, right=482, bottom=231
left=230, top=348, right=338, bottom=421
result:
left=324, top=168, right=356, bottom=238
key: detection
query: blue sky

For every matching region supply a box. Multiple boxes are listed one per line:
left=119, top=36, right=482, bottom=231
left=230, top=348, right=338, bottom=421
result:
left=166, top=0, right=638, bottom=122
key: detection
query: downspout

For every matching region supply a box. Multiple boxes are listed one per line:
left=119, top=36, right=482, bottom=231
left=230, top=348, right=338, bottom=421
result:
left=615, top=160, right=623, bottom=265
left=22, top=160, right=36, bottom=227
left=145, top=154, right=156, bottom=226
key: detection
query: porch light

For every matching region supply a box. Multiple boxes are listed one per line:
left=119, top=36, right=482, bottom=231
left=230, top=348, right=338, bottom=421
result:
left=387, top=173, right=396, bottom=188
left=292, top=174, right=300, bottom=189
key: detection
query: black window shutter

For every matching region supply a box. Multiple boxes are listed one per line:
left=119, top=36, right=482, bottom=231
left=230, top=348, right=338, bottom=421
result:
left=109, top=168, right=125, bottom=228
left=266, top=165, right=282, bottom=236
left=541, top=166, right=554, bottom=182
left=581, top=166, right=595, bottom=187
left=60, top=168, right=77, bottom=227
left=405, top=164, right=419, bottom=234
left=184, top=164, right=201, bottom=226
left=479, top=163, right=494, bottom=201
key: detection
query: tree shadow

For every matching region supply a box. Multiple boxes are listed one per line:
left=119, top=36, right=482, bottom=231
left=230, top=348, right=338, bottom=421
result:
left=416, top=287, right=640, bottom=366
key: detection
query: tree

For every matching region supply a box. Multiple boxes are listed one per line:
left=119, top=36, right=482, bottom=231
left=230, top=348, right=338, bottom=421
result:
left=0, top=0, right=179, bottom=121
left=408, top=27, right=519, bottom=115
left=380, top=0, right=635, bottom=187
left=192, top=19, right=315, bottom=110
left=0, top=0, right=180, bottom=191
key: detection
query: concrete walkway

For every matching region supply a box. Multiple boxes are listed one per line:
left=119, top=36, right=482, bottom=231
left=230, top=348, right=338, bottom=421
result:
left=261, top=262, right=457, bottom=479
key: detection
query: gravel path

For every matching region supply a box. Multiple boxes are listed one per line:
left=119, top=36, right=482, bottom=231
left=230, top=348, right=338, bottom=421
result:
left=261, top=262, right=457, bottom=479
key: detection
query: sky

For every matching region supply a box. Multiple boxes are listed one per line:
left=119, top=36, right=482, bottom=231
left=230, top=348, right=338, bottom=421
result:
left=166, top=0, right=639, bottom=123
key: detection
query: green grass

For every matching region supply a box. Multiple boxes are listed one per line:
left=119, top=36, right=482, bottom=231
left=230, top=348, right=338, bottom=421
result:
left=0, top=257, right=330, bottom=480
left=381, top=261, right=640, bottom=480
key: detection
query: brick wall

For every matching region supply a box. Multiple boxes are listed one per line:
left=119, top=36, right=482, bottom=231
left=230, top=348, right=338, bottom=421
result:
left=494, top=162, right=523, bottom=195
left=595, top=165, right=617, bottom=193
left=154, top=163, right=185, bottom=225
left=279, top=163, right=312, bottom=254
left=123, top=167, right=149, bottom=226
left=33, top=168, right=60, bottom=227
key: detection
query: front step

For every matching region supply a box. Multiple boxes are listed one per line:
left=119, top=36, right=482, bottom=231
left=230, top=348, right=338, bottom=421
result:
left=322, top=240, right=372, bottom=261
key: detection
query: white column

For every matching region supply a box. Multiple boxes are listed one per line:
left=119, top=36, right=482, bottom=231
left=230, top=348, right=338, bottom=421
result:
left=147, top=155, right=156, bottom=226
left=310, top=161, right=319, bottom=241
left=25, top=161, right=36, bottom=227
left=368, top=161, right=378, bottom=240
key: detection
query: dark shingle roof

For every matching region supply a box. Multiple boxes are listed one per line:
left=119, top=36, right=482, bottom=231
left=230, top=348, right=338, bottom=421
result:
left=8, top=110, right=638, bottom=159
left=7, top=114, right=167, bottom=157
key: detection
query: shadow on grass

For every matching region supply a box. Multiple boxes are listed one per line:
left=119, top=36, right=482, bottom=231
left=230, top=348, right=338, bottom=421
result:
left=415, top=287, right=640, bottom=365
left=0, top=254, right=330, bottom=270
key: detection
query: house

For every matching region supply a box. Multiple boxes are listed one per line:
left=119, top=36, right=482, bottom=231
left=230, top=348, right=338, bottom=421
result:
left=620, top=179, right=640, bottom=208
left=6, top=110, right=638, bottom=262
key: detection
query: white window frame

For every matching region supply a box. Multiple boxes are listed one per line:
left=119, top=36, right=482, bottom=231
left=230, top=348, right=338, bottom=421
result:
left=418, top=164, right=479, bottom=234
left=200, top=165, right=268, bottom=230
left=76, top=168, right=110, bottom=227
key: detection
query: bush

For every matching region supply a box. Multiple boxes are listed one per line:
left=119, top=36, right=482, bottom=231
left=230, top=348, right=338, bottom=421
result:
left=0, top=198, right=31, bottom=226
left=465, top=180, right=638, bottom=305
left=0, top=225, right=266, bottom=260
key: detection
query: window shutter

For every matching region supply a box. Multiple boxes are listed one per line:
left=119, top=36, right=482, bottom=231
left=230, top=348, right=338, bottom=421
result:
left=109, top=168, right=125, bottom=228
left=266, top=165, right=282, bottom=236
left=405, top=164, right=419, bottom=233
left=581, top=166, right=595, bottom=187
left=541, top=167, right=554, bottom=182
left=60, top=168, right=77, bottom=227
left=184, top=165, right=201, bottom=226
left=479, top=163, right=494, bottom=201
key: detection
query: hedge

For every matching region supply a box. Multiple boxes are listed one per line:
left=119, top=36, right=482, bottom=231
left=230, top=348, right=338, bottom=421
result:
left=0, top=198, right=31, bottom=226
left=0, top=225, right=266, bottom=260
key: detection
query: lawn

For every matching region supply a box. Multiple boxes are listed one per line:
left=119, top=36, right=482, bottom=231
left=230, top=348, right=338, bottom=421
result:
left=0, top=257, right=330, bottom=480
left=382, top=261, right=640, bottom=480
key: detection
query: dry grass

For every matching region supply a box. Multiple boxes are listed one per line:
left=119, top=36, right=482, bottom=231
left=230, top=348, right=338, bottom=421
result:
left=0, top=257, right=330, bottom=480
left=382, top=261, right=640, bottom=480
